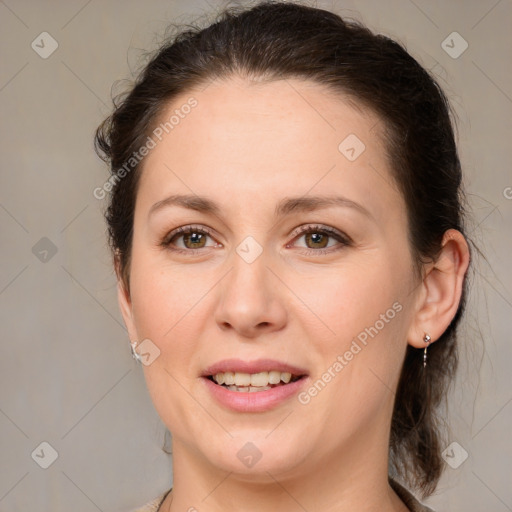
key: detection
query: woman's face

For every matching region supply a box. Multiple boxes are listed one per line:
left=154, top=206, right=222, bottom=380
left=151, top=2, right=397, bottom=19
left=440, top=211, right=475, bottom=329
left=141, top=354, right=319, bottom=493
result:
left=121, top=77, right=421, bottom=478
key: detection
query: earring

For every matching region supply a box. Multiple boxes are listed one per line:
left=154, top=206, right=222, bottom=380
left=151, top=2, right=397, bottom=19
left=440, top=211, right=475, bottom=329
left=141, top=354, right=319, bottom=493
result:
left=423, top=333, right=431, bottom=368
left=130, top=341, right=142, bottom=363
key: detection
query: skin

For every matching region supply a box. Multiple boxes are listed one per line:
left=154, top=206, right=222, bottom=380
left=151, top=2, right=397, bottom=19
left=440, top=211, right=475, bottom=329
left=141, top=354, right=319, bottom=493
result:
left=118, top=77, right=470, bottom=511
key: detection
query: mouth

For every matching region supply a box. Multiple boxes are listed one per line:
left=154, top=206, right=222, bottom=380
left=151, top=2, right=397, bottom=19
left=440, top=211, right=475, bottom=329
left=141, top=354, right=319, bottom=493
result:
left=201, top=360, right=309, bottom=411
left=206, top=370, right=306, bottom=392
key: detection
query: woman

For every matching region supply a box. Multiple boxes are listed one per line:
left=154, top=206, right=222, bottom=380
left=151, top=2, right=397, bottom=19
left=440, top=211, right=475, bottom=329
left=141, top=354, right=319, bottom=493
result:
left=95, top=2, right=471, bottom=511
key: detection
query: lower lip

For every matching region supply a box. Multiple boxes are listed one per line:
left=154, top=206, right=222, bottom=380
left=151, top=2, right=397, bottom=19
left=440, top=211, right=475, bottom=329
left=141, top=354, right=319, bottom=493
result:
left=202, top=376, right=308, bottom=412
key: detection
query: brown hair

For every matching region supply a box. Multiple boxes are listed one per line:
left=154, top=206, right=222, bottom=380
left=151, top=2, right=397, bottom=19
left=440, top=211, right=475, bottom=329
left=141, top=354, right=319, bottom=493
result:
left=95, top=0, right=470, bottom=497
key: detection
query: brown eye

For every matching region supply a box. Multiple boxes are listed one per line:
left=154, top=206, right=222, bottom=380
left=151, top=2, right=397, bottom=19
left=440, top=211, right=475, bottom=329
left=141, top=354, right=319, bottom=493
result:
left=162, top=225, right=219, bottom=253
left=290, top=224, right=351, bottom=256
left=181, top=231, right=208, bottom=249
left=304, top=231, right=329, bottom=249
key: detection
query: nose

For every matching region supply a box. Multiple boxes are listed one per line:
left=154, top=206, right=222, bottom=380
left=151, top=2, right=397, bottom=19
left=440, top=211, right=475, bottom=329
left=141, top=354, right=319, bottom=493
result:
left=214, top=250, right=288, bottom=339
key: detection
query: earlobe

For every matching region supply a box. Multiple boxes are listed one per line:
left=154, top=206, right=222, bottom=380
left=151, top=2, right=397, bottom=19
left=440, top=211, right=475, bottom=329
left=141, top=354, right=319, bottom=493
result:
left=407, top=229, right=470, bottom=349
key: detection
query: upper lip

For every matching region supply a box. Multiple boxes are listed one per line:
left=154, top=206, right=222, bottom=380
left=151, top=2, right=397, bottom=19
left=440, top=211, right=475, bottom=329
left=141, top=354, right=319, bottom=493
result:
left=201, top=358, right=309, bottom=377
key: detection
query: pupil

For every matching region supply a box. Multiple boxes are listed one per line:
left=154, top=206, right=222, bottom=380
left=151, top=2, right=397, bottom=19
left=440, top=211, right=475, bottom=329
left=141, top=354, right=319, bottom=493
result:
left=186, top=232, right=205, bottom=248
left=307, top=232, right=327, bottom=248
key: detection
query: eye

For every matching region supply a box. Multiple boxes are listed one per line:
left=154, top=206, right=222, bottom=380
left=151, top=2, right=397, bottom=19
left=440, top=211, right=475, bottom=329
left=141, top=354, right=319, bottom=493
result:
left=160, top=223, right=351, bottom=256
left=288, top=224, right=351, bottom=255
left=161, top=225, right=221, bottom=253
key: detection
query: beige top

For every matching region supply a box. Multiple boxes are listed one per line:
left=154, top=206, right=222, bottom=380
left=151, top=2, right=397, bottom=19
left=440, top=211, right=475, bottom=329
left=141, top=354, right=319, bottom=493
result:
left=133, top=492, right=167, bottom=512
left=134, top=479, right=435, bottom=512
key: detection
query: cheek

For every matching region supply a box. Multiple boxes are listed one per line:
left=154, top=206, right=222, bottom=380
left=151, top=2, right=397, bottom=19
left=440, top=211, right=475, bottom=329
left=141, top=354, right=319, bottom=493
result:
left=299, top=266, right=409, bottom=435
left=128, top=249, right=219, bottom=385
left=129, top=259, right=207, bottom=430
left=298, top=259, right=404, bottom=347
left=128, top=237, right=202, bottom=339
left=297, top=251, right=412, bottom=411
left=129, top=271, right=177, bottom=341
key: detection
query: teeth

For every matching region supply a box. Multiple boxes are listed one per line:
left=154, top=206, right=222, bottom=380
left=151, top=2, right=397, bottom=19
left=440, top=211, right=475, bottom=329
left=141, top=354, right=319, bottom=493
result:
left=226, top=385, right=272, bottom=392
left=281, top=372, right=292, bottom=384
left=224, top=372, right=235, bottom=385
left=268, top=370, right=281, bottom=384
left=249, top=385, right=271, bottom=392
left=212, top=370, right=298, bottom=387
left=234, top=373, right=251, bottom=387
left=250, top=372, right=268, bottom=387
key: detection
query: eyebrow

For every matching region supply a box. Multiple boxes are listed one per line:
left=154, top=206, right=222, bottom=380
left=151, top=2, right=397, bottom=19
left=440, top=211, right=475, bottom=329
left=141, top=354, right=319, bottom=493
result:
left=148, top=193, right=373, bottom=220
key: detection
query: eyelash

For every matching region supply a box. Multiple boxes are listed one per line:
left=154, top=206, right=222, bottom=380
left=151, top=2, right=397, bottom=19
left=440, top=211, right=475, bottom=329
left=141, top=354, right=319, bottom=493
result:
left=160, top=223, right=351, bottom=256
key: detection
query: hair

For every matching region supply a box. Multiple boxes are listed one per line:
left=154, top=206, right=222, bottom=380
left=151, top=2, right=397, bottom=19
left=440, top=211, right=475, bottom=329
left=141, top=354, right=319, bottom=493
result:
left=95, top=0, right=471, bottom=498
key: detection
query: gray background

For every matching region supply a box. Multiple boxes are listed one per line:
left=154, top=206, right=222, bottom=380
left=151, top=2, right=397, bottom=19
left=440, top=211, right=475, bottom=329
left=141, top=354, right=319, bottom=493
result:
left=1, top=0, right=511, bottom=510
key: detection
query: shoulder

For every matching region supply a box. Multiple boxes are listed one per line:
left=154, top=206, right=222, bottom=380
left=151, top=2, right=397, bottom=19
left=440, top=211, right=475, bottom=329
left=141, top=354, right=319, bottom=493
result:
left=133, top=490, right=170, bottom=512
left=389, top=478, right=436, bottom=512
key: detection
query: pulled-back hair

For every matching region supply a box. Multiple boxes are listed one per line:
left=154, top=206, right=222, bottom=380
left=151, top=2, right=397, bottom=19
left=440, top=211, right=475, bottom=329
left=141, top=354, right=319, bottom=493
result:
left=95, top=0, right=470, bottom=497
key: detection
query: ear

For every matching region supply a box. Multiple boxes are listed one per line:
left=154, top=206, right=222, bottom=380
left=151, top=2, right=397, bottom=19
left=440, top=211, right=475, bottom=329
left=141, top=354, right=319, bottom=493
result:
left=407, top=229, right=470, bottom=348
left=117, top=278, right=139, bottom=343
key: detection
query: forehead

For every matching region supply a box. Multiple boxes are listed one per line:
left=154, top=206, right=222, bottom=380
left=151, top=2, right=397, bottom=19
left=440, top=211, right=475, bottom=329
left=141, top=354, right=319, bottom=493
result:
left=136, top=77, right=399, bottom=222
left=146, top=76, right=381, bottom=158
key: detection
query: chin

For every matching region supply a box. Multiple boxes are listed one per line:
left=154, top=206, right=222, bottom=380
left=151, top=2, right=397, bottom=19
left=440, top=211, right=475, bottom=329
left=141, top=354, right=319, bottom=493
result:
left=198, top=433, right=310, bottom=479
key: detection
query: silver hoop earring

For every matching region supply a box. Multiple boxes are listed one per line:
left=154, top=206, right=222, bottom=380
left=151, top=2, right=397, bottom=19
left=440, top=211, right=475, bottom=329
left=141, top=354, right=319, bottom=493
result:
left=130, top=341, right=142, bottom=363
left=423, top=333, right=431, bottom=368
